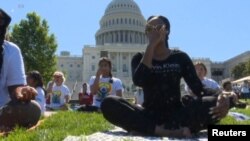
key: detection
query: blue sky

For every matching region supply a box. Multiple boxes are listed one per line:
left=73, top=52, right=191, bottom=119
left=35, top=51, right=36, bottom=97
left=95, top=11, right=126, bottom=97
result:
left=1, top=0, right=250, bottom=62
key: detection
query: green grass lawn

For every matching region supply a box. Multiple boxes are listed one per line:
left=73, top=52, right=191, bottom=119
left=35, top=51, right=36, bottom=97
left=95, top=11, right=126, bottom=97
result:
left=0, top=111, right=114, bottom=141
left=1, top=101, right=250, bottom=141
left=218, top=99, right=250, bottom=125
left=218, top=108, right=250, bottom=125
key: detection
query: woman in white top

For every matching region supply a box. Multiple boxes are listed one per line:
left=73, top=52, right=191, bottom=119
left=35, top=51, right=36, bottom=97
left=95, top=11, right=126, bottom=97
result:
left=46, top=71, right=70, bottom=110
left=185, top=62, right=221, bottom=96
left=27, top=70, right=46, bottom=115
left=78, top=57, right=123, bottom=112
left=90, top=57, right=123, bottom=105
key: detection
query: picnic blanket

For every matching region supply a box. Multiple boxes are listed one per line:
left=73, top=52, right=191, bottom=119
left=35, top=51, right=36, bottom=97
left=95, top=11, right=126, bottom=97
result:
left=228, top=112, right=250, bottom=121
left=63, top=127, right=208, bottom=141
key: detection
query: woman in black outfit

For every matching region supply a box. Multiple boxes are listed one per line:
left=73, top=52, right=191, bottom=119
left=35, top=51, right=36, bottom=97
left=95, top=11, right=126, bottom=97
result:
left=101, top=15, right=235, bottom=138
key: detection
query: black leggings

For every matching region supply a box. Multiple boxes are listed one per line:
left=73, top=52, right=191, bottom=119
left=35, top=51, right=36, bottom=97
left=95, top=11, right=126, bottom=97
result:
left=77, top=105, right=100, bottom=112
left=100, top=95, right=219, bottom=135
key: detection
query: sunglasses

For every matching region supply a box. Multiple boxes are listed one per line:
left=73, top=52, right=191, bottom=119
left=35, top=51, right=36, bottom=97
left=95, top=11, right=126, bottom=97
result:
left=145, top=24, right=165, bottom=34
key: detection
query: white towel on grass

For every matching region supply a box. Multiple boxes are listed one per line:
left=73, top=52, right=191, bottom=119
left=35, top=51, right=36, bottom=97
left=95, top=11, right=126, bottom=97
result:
left=228, top=112, right=250, bottom=121
left=63, top=127, right=208, bottom=141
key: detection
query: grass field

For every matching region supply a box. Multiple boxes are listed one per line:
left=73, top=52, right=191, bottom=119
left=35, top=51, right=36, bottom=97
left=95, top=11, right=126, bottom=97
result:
left=1, top=100, right=250, bottom=141
left=0, top=112, right=113, bottom=141
left=218, top=108, right=250, bottom=125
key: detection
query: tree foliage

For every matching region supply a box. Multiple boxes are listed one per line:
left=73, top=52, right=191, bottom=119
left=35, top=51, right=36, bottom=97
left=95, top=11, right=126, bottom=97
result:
left=11, top=12, right=57, bottom=84
left=245, top=58, right=250, bottom=76
left=231, top=62, right=248, bottom=79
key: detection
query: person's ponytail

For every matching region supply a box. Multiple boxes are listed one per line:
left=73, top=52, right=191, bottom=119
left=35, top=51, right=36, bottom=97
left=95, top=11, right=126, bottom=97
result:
left=109, top=72, right=113, bottom=83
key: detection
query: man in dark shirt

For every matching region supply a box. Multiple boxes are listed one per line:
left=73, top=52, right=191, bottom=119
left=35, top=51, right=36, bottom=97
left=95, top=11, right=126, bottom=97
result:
left=101, top=15, right=235, bottom=138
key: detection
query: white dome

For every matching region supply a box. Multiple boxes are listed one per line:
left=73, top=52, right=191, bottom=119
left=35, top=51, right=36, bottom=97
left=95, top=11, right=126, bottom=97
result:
left=96, top=0, right=147, bottom=45
left=105, top=0, right=142, bottom=15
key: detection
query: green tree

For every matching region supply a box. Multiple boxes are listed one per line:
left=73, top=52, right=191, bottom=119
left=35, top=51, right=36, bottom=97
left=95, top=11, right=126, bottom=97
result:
left=245, top=58, right=250, bottom=76
left=11, top=12, right=57, bottom=84
left=231, top=62, right=247, bottom=79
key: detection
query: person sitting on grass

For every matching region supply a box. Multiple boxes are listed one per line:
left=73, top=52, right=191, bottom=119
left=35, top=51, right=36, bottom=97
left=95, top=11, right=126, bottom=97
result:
left=78, top=57, right=123, bottom=112
left=101, top=15, right=237, bottom=138
left=27, top=70, right=46, bottom=115
left=0, top=8, right=41, bottom=131
left=46, top=71, right=70, bottom=110
left=78, top=82, right=93, bottom=106
left=222, top=80, right=247, bottom=108
left=240, top=80, right=250, bottom=101
left=185, top=62, right=221, bottom=96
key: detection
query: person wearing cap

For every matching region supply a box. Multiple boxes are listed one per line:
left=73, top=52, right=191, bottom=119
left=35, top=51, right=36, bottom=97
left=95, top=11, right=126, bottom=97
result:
left=101, top=15, right=237, bottom=138
left=0, top=9, right=41, bottom=131
left=46, top=71, right=70, bottom=110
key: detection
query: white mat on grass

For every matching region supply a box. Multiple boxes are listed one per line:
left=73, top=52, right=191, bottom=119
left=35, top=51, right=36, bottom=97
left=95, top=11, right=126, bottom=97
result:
left=228, top=112, right=250, bottom=121
left=64, top=127, right=208, bottom=141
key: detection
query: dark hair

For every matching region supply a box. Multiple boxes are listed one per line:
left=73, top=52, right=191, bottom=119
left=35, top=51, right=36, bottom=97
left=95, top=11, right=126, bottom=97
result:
left=98, top=57, right=113, bottom=83
left=0, top=9, right=11, bottom=74
left=222, top=80, right=231, bottom=89
left=147, top=15, right=170, bottom=46
left=27, top=70, right=44, bottom=88
left=82, top=82, right=87, bottom=86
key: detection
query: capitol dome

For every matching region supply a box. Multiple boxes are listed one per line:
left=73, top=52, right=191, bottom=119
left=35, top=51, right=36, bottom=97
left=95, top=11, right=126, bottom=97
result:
left=95, top=0, right=147, bottom=45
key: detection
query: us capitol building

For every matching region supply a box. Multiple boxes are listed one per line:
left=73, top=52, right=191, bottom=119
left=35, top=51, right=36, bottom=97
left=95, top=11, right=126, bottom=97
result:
left=56, top=0, right=250, bottom=97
